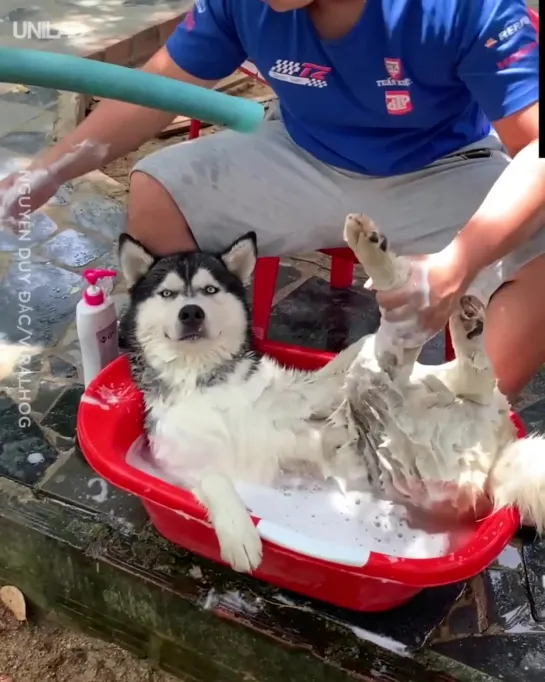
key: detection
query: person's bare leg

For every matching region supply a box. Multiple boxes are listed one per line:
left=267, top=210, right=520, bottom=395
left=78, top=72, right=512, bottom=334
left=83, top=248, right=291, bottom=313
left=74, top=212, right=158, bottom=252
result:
left=126, top=170, right=196, bottom=255
left=485, top=253, right=545, bottom=400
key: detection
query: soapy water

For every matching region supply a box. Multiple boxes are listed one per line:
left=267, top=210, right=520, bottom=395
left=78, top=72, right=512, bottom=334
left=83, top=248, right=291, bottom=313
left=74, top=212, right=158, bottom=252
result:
left=80, top=382, right=135, bottom=410
left=126, top=436, right=474, bottom=560
left=0, top=140, right=109, bottom=226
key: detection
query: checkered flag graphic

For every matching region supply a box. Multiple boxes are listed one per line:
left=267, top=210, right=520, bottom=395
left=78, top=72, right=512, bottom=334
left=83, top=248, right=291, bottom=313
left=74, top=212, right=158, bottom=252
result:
left=270, top=59, right=301, bottom=75
left=307, top=78, right=328, bottom=87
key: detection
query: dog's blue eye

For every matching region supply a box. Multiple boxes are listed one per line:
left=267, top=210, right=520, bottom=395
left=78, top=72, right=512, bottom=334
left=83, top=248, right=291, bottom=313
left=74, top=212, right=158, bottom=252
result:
left=204, top=285, right=219, bottom=295
left=159, top=290, right=174, bottom=298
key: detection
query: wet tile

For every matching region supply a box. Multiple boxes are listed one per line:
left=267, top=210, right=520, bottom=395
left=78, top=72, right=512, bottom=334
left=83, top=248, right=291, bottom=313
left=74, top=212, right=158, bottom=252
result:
left=41, top=450, right=149, bottom=534
left=71, top=197, right=126, bottom=240
left=523, top=539, right=545, bottom=621
left=318, top=582, right=465, bottom=650
left=0, top=85, right=58, bottom=110
left=93, top=246, right=120, bottom=273
left=0, top=130, right=49, bottom=155
left=269, top=276, right=380, bottom=353
left=0, top=262, right=82, bottom=346
left=525, top=368, right=545, bottom=403
left=0, top=101, right=43, bottom=137
left=519, top=398, right=545, bottom=434
left=444, top=602, right=480, bottom=637
left=47, top=181, right=75, bottom=207
left=49, top=355, right=78, bottom=379
left=515, top=366, right=545, bottom=412
left=0, top=212, right=58, bottom=251
left=277, top=262, right=302, bottom=290
left=432, top=634, right=545, bottom=682
left=112, top=292, right=129, bottom=318
left=0, top=8, right=40, bottom=22
left=481, top=567, right=533, bottom=630
left=32, top=379, right=65, bottom=417
left=57, top=337, right=83, bottom=371
left=39, top=228, right=110, bottom=268
left=42, top=384, right=84, bottom=439
left=1, top=352, right=43, bottom=389
left=0, top=392, right=58, bottom=486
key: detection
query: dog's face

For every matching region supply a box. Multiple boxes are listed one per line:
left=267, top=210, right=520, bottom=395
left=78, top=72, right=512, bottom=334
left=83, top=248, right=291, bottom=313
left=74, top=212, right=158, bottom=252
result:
left=118, top=233, right=257, bottom=375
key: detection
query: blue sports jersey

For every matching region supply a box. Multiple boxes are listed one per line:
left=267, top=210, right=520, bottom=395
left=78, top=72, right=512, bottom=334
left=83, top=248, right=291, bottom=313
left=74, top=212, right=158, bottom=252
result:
left=166, top=0, right=539, bottom=176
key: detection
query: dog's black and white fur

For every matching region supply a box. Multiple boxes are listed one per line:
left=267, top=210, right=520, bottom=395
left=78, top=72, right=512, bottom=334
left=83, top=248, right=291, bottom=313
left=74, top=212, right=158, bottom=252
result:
left=119, top=214, right=545, bottom=573
left=119, top=231, right=364, bottom=571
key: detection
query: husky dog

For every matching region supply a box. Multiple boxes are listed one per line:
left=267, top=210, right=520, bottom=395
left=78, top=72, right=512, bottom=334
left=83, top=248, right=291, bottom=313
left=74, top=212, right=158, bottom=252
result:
left=119, top=215, right=545, bottom=574
left=118, top=232, right=365, bottom=572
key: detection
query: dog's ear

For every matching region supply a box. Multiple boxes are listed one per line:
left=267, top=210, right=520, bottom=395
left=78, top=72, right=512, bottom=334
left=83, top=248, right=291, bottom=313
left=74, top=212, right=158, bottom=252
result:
left=219, top=232, right=257, bottom=286
left=118, top=233, right=155, bottom=286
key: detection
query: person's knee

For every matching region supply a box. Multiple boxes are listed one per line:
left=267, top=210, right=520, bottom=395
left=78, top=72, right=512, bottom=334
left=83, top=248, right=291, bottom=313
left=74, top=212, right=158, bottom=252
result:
left=486, top=265, right=545, bottom=400
left=126, top=170, right=196, bottom=255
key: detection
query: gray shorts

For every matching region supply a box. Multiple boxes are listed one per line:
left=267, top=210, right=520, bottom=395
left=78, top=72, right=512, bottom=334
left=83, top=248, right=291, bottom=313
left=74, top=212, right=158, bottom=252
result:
left=132, top=117, right=545, bottom=304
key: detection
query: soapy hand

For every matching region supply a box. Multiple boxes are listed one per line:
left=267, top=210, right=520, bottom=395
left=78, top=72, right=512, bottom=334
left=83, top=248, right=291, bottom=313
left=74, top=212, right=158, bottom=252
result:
left=366, top=249, right=469, bottom=344
left=0, top=168, right=59, bottom=234
left=0, top=140, right=109, bottom=233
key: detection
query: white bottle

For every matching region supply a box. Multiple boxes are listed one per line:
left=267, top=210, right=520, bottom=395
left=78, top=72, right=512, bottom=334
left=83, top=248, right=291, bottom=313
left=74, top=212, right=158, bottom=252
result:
left=77, top=268, right=119, bottom=387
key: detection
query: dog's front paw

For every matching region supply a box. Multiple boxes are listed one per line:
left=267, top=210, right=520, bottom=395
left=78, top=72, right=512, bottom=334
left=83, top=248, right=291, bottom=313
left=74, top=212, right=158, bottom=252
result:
left=215, top=510, right=263, bottom=573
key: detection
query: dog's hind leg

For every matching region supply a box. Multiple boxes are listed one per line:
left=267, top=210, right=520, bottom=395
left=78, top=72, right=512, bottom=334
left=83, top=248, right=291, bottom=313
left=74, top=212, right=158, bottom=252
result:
left=193, top=472, right=263, bottom=573
left=442, top=295, right=496, bottom=404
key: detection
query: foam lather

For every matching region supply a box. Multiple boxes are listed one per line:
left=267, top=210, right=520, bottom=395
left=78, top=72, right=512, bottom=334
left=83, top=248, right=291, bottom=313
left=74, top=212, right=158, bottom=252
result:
left=0, top=48, right=265, bottom=133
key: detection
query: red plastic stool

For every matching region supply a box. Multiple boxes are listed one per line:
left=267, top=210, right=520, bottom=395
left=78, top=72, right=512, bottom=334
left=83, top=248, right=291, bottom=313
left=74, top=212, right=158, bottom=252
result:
left=251, top=248, right=358, bottom=340
left=251, top=249, right=459, bottom=362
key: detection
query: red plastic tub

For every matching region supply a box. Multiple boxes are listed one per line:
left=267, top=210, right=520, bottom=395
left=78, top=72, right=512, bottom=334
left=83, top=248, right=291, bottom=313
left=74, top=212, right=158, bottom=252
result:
left=77, top=345, right=523, bottom=612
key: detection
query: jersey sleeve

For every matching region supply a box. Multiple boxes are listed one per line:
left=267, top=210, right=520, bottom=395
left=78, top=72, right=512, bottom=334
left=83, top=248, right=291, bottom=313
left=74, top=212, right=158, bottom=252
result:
left=456, top=0, right=538, bottom=123
left=166, top=0, right=246, bottom=81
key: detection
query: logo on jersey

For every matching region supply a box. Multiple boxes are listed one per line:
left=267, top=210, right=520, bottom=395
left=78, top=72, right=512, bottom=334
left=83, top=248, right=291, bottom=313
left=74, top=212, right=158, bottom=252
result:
left=498, top=15, right=531, bottom=41
left=376, top=58, right=411, bottom=87
left=268, top=60, right=331, bottom=87
left=385, top=91, right=412, bottom=115
left=485, top=38, right=497, bottom=48
left=384, top=58, right=402, bottom=79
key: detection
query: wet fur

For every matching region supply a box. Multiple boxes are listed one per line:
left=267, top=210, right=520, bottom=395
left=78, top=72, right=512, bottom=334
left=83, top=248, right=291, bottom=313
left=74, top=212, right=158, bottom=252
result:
left=119, top=217, right=545, bottom=574
left=337, top=214, right=545, bottom=531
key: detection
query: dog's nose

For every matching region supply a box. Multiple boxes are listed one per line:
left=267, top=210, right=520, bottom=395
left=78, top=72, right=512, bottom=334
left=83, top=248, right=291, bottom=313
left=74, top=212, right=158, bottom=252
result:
left=179, top=304, right=205, bottom=327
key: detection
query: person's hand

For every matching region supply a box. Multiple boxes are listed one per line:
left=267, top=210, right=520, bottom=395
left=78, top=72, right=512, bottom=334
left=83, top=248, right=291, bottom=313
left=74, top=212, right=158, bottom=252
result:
left=367, top=247, right=471, bottom=342
left=1, top=140, right=107, bottom=232
left=0, top=167, right=61, bottom=234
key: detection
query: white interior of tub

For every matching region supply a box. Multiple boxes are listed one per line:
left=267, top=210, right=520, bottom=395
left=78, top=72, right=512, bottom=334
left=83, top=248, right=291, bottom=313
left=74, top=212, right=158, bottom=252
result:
left=126, top=437, right=474, bottom=566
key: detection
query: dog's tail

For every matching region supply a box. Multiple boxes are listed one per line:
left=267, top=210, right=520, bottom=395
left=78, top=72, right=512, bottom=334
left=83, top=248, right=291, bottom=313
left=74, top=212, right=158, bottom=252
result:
left=489, top=435, right=545, bottom=531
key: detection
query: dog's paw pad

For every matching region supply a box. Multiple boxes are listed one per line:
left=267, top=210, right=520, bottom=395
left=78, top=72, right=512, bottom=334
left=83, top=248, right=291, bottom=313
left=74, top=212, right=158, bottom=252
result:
left=344, top=214, right=388, bottom=253
left=458, top=295, right=485, bottom=340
